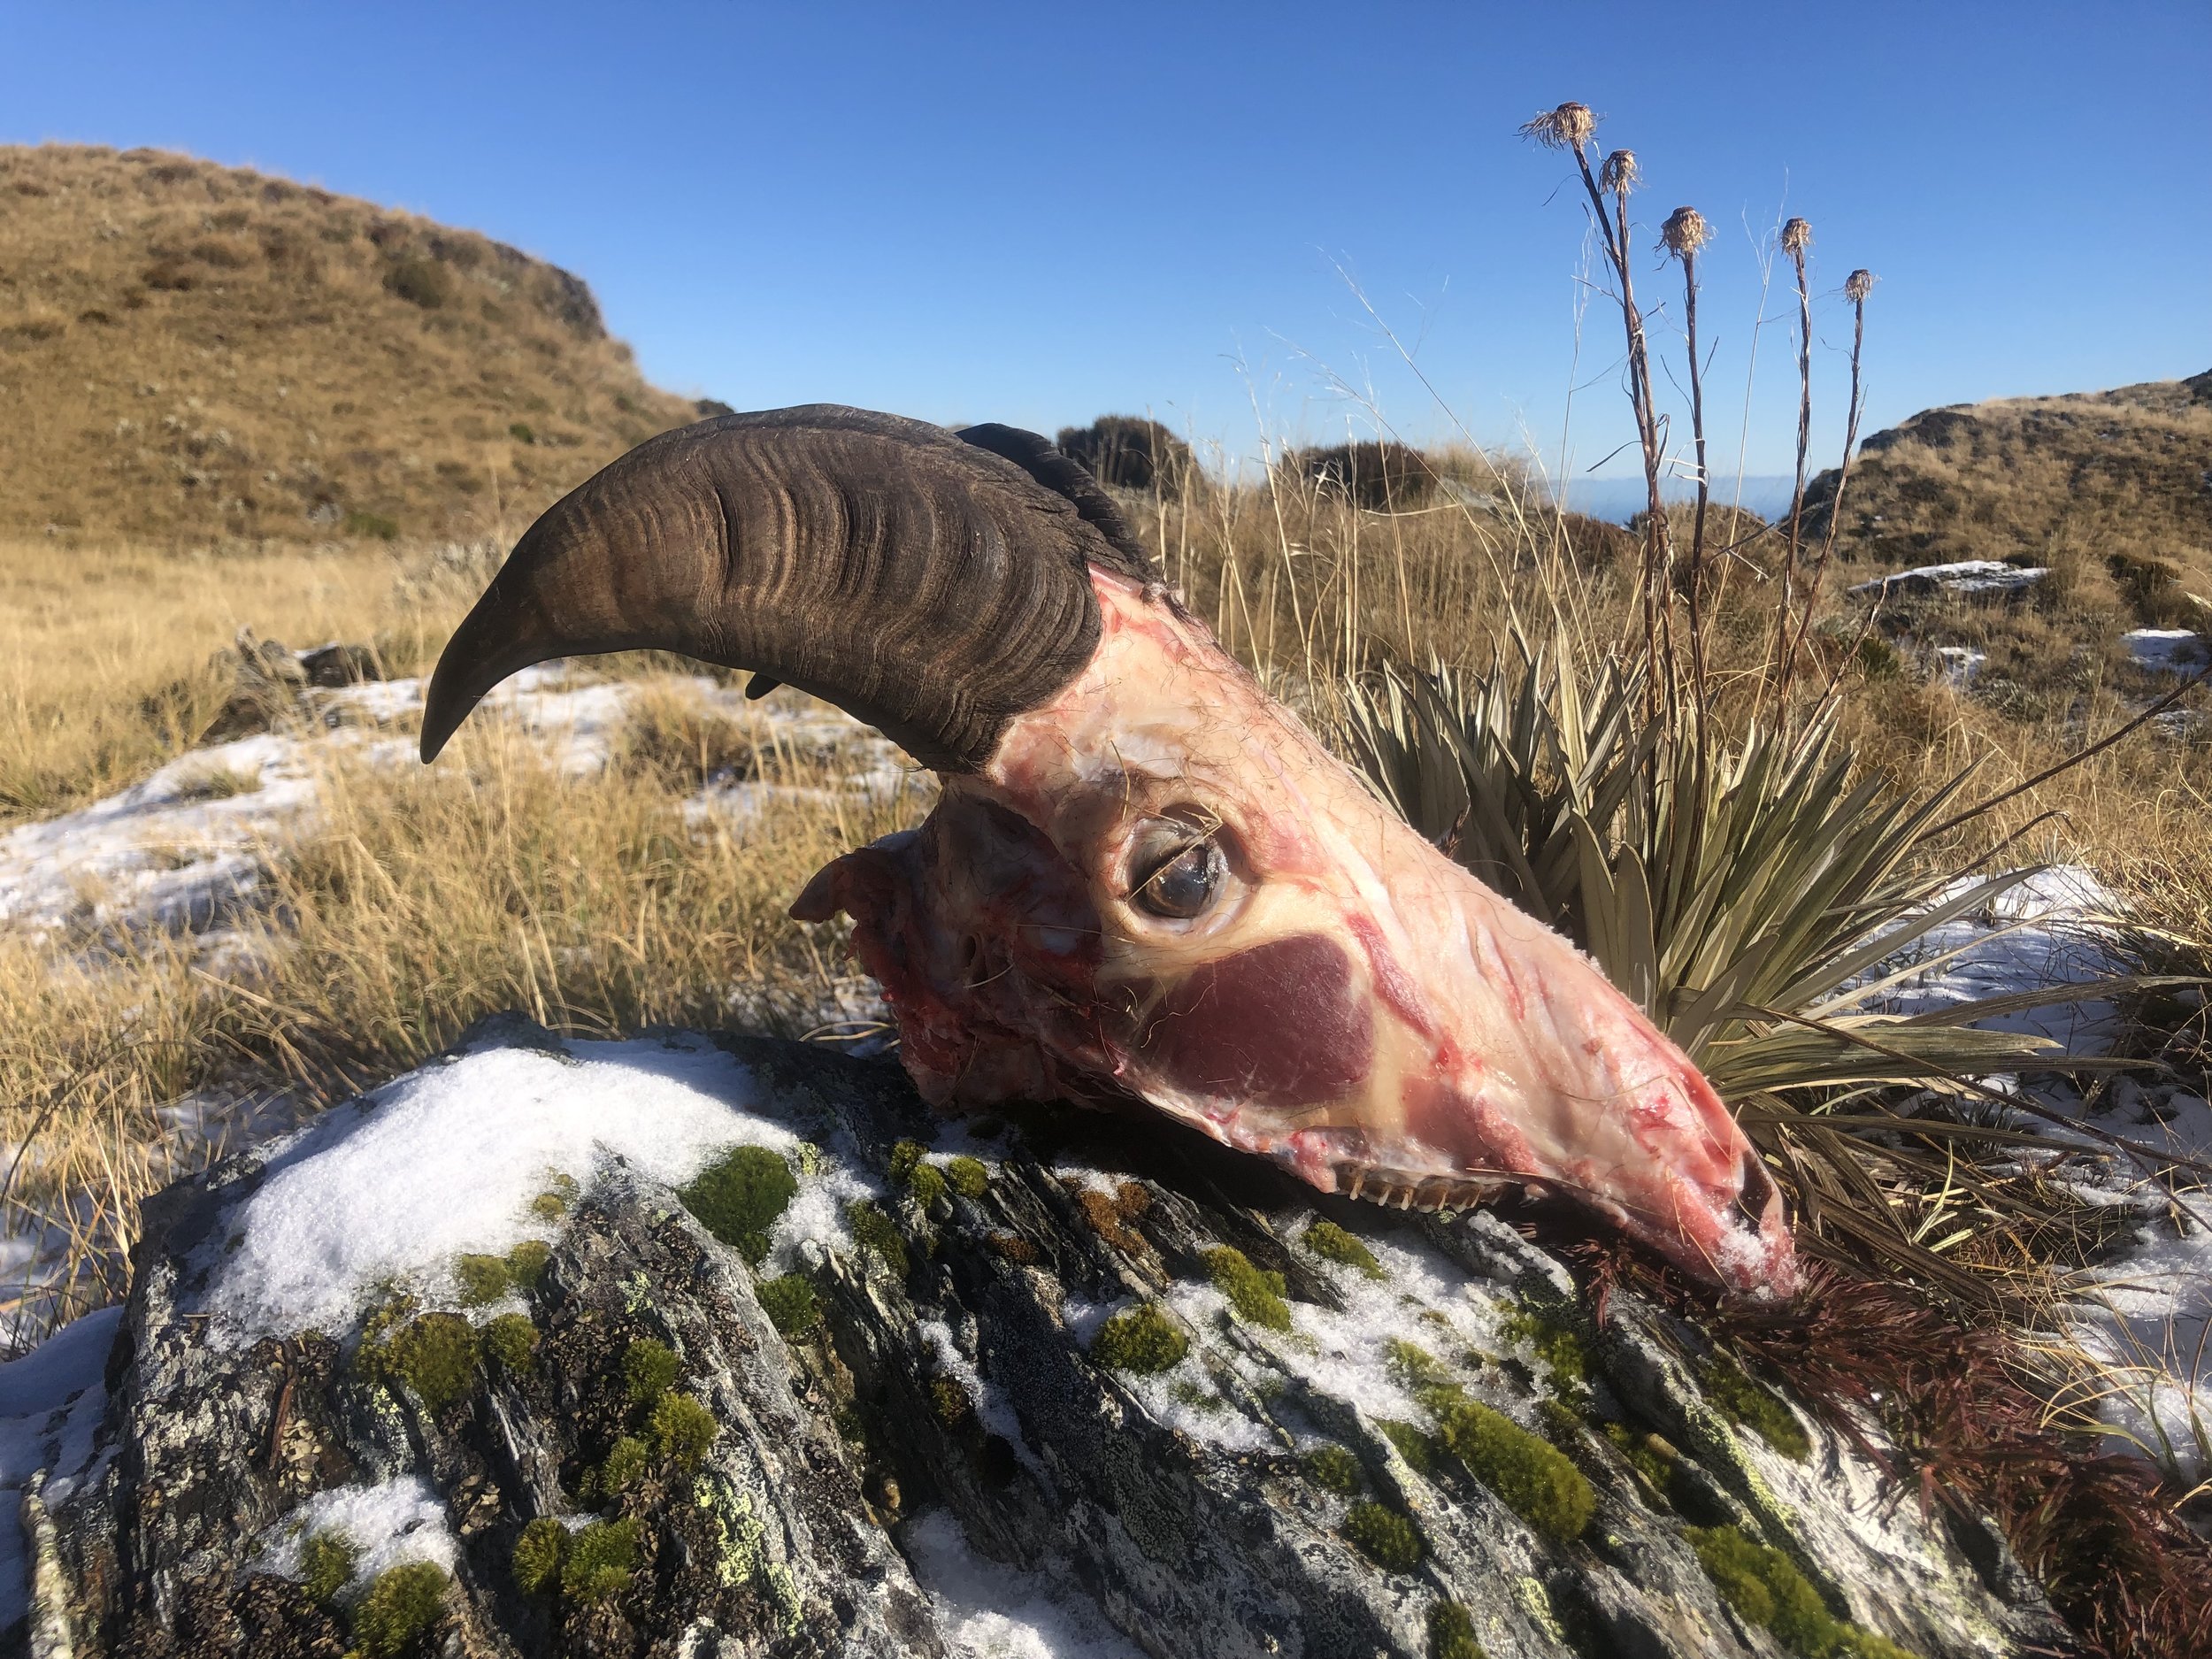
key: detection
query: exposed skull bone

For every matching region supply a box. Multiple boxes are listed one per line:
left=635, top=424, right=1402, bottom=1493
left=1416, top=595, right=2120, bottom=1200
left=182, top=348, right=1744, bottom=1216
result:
left=423, top=407, right=1797, bottom=1298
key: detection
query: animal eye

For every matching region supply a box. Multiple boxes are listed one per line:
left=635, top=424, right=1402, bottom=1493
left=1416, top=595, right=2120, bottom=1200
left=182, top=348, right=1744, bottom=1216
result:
left=1131, top=828, right=1225, bottom=920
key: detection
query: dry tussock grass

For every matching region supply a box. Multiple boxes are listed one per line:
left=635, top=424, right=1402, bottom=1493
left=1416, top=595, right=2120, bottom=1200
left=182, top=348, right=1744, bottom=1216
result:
left=0, top=143, right=700, bottom=547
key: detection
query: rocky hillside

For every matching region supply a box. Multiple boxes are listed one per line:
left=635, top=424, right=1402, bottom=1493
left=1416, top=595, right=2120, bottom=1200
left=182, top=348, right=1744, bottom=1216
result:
left=0, top=145, right=710, bottom=548
left=1806, top=370, right=2212, bottom=630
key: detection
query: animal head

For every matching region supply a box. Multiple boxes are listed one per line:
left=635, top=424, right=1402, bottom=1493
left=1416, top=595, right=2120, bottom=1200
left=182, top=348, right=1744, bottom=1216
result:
left=425, top=406, right=1797, bottom=1297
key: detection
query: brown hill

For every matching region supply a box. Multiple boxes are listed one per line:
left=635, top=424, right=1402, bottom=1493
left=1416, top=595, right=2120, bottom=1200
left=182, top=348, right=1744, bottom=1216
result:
left=1805, top=370, right=2212, bottom=629
left=0, top=143, right=710, bottom=548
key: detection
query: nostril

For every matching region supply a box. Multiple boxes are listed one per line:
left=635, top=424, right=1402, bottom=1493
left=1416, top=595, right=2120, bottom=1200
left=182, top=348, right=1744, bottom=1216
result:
left=1733, top=1148, right=1778, bottom=1228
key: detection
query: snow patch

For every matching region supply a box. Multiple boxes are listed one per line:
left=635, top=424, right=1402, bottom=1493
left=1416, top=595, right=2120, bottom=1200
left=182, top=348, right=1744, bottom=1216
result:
left=1847, top=560, right=2047, bottom=600
left=204, top=1036, right=835, bottom=1341
left=901, top=1508, right=1142, bottom=1659
left=259, top=1476, right=457, bottom=1586
left=2123, top=627, right=2210, bottom=673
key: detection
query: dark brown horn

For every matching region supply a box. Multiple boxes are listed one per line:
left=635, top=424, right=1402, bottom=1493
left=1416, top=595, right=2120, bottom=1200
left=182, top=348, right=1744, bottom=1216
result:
left=419, top=406, right=1156, bottom=772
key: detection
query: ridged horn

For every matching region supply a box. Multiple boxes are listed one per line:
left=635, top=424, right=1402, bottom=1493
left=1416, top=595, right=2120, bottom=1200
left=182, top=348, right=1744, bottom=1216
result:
left=419, top=405, right=1156, bottom=772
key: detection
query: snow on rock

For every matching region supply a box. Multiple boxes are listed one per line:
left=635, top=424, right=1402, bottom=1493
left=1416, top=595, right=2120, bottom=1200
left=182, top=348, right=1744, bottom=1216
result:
left=901, top=1508, right=1144, bottom=1659
left=204, top=1034, right=878, bottom=1343
left=0, top=1306, right=119, bottom=1629
left=1932, top=645, right=1987, bottom=688
left=1847, top=560, right=2047, bottom=600
left=257, top=1476, right=457, bottom=1586
left=2122, top=627, right=2210, bottom=673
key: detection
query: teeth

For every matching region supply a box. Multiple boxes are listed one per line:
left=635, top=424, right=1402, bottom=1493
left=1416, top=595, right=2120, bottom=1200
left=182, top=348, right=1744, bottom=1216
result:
left=1348, top=1171, right=1367, bottom=1200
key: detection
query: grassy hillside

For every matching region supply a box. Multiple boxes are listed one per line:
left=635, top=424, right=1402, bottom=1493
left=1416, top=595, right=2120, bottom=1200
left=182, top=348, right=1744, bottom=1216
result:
left=0, top=143, right=707, bottom=547
left=1806, top=370, right=2212, bottom=626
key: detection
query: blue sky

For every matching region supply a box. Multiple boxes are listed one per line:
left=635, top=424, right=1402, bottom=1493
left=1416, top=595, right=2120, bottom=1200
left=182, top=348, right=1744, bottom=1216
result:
left=4, top=2, right=2206, bottom=488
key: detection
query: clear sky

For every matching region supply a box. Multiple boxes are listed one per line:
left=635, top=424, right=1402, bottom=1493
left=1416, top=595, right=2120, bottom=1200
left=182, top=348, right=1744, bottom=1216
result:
left=4, top=2, right=2206, bottom=489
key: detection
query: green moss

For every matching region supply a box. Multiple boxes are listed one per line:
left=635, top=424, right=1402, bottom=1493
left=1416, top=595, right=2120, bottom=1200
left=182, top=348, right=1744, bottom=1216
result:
left=930, top=1377, right=972, bottom=1425
left=945, top=1156, right=990, bottom=1199
left=846, top=1200, right=910, bottom=1275
left=505, top=1239, right=552, bottom=1290
left=561, top=1517, right=641, bottom=1605
left=1501, top=1308, right=1588, bottom=1401
left=1203, top=1246, right=1292, bottom=1330
left=594, top=1434, right=649, bottom=1499
left=1341, top=1501, right=1425, bottom=1571
left=887, top=1139, right=927, bottom=1183
left=1427, top=1599, right=1485, bottom=1659
left=623, top=1338, right=681, bottom=1405
left=907, top=1163, right=948, bottom=1207
left=1426, top=1387, right=1595, bottom=1542
left=1303, top=1443, right=1363, bottom=1495
left=1687, top=1525, right=1914, bottom=1659
left=757, top=1273, right=820, bottom=1339
left=1703, top=1355, right=1813, bottom=1461
left=1379, top=1418, right=1443, bottom=1479
left=650, top=1392, right=718, bottom=1471
left=1605, top=1422, right=1677, bottom=1497
left=453, top=1253, right=511, bottom=1306
left=1385, top=1338, right=1453, bottom=1389
left=680, top=1145, right=798, bottom=1264
left=1537, top=1397, right=1585, bottom=1445
left=529, top=1191, right=568, bottom=1221
left=300, top=1530, right=356, bottom=1604
left=1089, top=1303, right=1187, bottom=1374
left=511, top=1517, right=567, bottom=1595
left=380, top=1313, right=479, bottom=1412
left=349, top=1561, right=449, bottom=1657
left=482, top=1312, right=538, bottom=1373
left=1302, top=1219, right=1386, bottom=1279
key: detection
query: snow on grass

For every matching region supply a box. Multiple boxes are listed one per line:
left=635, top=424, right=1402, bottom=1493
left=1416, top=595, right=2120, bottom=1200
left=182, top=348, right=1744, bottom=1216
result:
left=204, top=1033, right=876, bottom=1342
left=2123, top=627, right=2210, bottom=674
left=258, top=1475, right=457, bottom=1584
left=1846, top=559, right=2047, bottom=599
left=901, top=1508, right=1142, bottom=1659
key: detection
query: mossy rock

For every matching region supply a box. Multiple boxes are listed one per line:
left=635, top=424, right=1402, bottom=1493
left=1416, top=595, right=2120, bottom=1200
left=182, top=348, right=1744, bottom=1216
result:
left=680, top=1145, right=798, bottom=1264
left=944, top=1156, right=990, bottom=1199
left=562, top=1517, right=642, bottom=1604
left=511, top=1517, right=566, bottom=1596
left=1303, top=1443, right=1363, bottom=1495
left=1426, top=1386, right=1594, bottom=1542
left=1341, top=1501, right=1425, bottom=1571
left=649, top=1391, right=717, bottom=1471
left=889, top=1139, right=948, bottom=1207
left=757, top=1272, right=820, bottom=1339
left=1090, top=1303, right=1187, bottom=1374
left=846, top=1200, right=910, bottom=1275
left=1203, top=1246, right=1292, bottom=1330
left=300, top=1530, right=356, bottom=1605
left=623, top=1337, right=681, bottom=1405
left=1688, top=1525, right=1916, bottom=1658
left=452, top=1253, right=511, bottom=1307
left=349, top=1561, right=450, bottom=1657
left=482, top=1312, right=538, bottom=1373
left=1703, top=1354, right=1813, bottom=1461
left=1302, top=1219, right=1385, bottom=1279
left=1501, top=1307, right=1588, bottom=1402
left=590, top=1434, right=649, bottom=1501
left=374, top=1313, right=479, bottom=1413
left=1427, top=1599, right=1484, bottom=1659
left=506, top=1238, right=552, bottom=1290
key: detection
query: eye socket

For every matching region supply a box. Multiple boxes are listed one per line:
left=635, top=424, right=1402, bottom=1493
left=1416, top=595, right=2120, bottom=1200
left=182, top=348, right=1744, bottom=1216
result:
left=1128, top=816, right=1227, bottom=920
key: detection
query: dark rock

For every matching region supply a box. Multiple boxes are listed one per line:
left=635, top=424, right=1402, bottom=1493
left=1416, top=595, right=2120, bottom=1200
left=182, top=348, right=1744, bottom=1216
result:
left=26, top=1026, right=2067, bottom=1657
left=297, top=643, right=387, bottom=688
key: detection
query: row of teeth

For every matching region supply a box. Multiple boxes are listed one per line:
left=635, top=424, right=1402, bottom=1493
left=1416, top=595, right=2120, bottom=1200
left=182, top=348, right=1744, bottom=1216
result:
left=1335, top=1162, right=1512, bottom=1214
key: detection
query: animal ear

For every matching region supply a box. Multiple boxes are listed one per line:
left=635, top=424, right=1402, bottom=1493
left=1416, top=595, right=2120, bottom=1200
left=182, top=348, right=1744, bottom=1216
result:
left=955, top=423, right=1159, bottom=584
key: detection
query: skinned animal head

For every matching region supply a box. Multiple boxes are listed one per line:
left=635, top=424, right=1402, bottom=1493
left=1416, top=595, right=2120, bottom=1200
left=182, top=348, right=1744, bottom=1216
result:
left=424, top=406, right=1797, bottom=1297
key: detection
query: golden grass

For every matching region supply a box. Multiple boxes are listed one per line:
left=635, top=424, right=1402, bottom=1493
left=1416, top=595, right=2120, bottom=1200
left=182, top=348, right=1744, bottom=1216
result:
left=0, top=143, right=699, bottom=547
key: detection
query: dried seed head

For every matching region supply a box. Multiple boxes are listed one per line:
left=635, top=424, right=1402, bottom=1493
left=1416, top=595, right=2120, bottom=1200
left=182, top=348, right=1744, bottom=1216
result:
left=1778, top=217, right=1813, bottom=255
left=1660, top=206, right=1711, bottom=258
left=1520, top=102, right=1596, bottom=150
left=1599, top=150, right=1640, bottom=195
left=1844, top=268, right=1877, bottom=303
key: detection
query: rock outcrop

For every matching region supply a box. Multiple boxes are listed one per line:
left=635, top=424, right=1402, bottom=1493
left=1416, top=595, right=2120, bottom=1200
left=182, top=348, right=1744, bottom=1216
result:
left=19, top=1020, right=2066, bottom=1658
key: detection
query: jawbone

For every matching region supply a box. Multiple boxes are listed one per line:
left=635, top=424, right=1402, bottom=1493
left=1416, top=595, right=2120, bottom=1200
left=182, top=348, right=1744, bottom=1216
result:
left=795, top=570, right=1798, bottom=1298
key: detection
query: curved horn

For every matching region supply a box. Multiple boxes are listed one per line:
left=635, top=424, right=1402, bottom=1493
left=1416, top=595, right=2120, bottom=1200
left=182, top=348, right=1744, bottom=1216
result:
left=419, top=405, right=1155, bottom=772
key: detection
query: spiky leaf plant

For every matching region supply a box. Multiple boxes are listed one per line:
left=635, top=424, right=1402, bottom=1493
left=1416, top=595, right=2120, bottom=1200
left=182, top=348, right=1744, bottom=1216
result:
left=1340, top=634, right=2163, bottom=1299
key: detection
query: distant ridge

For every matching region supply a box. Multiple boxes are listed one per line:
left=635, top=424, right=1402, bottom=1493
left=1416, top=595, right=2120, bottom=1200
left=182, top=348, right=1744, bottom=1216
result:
left=1553, top=475, right=1797, bottom=526
left=1803, top=372, right=2212, bottom=611
left=0, top=144, right=710, bottom=547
